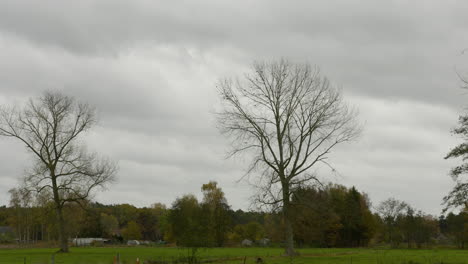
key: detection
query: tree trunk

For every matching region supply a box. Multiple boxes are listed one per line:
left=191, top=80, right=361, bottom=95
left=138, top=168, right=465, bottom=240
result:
left=51, top=169, right=69, bottom=253
left=284, top=215, right=295, bottom=256
left=282, top=186, right=297, bottom=256
left=56, top=206, right=69, bottom=253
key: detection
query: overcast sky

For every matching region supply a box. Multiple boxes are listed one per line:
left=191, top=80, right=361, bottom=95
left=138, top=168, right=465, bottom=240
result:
left=0, top=0, right=467, bottom=215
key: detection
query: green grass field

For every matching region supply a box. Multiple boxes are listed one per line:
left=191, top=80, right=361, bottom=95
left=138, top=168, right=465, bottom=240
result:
left=0, top=247, right=466, bottom=264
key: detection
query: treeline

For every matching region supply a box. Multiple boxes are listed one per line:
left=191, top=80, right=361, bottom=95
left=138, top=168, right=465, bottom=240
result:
left=0, top=182, right=467, bottom=248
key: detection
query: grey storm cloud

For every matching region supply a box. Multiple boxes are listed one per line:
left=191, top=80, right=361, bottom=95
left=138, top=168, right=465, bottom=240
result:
left=0, top=0, right=467, bottom=214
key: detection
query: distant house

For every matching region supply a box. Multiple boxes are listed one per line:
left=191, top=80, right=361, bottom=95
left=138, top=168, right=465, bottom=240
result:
left=241, top=239, right=253, bottom=247
left=0, top=226, right=15, bottom=243
left=127, top=240, right=140, bottom=246
left=258, top=238, right=270, bottom=247
left=72, top=238, right=109, bottom=246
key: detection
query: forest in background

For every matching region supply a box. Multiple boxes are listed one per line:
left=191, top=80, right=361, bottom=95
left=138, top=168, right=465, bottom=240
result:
left=1, top=181, right=466, bottom=249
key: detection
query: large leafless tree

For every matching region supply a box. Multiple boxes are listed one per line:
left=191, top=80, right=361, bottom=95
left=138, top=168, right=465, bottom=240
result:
left=0, top=91, right=117, bottom=252
left=217, top=60, right=360, bottom=256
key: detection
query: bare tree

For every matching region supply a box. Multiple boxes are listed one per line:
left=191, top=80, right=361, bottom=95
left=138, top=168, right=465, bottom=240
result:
left=376, top=198, right=409, bottom=223
left=376, top=198, right=409, bottom=247
left=0, top=91, right=117, bottom=253
left=217, top=60, right=360, bottom=256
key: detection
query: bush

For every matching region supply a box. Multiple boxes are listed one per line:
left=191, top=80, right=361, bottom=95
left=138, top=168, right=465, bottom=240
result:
left=0, top=232, right=15, bottom=243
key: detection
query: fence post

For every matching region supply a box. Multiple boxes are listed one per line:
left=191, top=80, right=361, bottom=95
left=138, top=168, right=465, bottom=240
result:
left=50, top=254, right=55, bottom=264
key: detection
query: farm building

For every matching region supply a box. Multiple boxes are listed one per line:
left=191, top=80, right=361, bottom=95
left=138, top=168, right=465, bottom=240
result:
left=72, top=238, right=109, bottom=246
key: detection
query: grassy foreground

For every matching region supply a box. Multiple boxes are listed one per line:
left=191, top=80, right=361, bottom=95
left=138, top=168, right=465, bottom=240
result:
left=0, top=247, right=467, bottom=264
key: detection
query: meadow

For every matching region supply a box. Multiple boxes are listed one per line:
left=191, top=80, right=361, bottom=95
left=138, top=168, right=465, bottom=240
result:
left=0, top=247, right=467, bottom=264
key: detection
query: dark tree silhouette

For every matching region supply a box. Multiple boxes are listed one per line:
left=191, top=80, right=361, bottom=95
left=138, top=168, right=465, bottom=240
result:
left=444, top=114, right=468, bottom=211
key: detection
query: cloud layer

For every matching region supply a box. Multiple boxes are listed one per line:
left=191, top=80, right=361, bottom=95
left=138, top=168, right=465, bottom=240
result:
left=0, top=0, right=466, bottom=214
